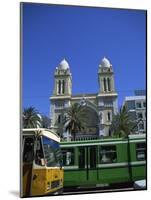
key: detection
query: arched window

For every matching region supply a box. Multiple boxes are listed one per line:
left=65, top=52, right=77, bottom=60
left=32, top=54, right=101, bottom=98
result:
left=103, top=78, right=107, bottom=92
left=58, top=80, right=61, bottom=94
left=107, top=112, right=111, bottom=121
left=107, top=78, right=111, bottom=91
left=58, top=114, right=61, bottom=124
left=62, top=80, right=65, bottom=94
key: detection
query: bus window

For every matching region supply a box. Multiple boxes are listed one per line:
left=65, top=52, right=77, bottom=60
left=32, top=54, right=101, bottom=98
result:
left=136, top=143, right=146, bottom=161
left=42, top=136, right=61, bottom=167
left=23, top=137, right=34, bottom=163
left=35, top=137, right=44, bottom=166
left=62, top=148, right=74, bottom=166
left=99, top=145, right=117, bottom=164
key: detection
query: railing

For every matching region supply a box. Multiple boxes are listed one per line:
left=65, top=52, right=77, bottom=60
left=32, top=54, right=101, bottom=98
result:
left=61, top=135, right=99, bottom=141
left=74, top=135, right=99, bottom=141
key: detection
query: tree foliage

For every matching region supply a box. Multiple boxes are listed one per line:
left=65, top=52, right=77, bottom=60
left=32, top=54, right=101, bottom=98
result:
left=23, top=107, right=42, bottom=128
left=41, top=115, right=51, bottom=128
left=110, top=105, right=136, bottom=138
left=63, top=103, right=87, bottom=140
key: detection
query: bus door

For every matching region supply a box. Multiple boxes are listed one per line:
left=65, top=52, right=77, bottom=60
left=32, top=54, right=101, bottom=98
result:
left=22, top=136, right=35, bottom=197
left=78, top=146, right=98, bottom=183
left=30, top=136, right=45, bottom=196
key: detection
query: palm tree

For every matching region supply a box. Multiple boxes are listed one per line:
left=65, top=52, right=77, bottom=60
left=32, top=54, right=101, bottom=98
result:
left=41, top=115, right=51, bottom=128
left=63, top=103, right=87, bottom=140
left=110, top=105, right=137, bottom=182
left=23, top=107, right=42, bottom=128
left=110, top=105, right=136, bottom=138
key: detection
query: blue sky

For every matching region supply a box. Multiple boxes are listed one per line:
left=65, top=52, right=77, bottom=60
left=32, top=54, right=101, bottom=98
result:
left=22, top=3, right=146, bottom=117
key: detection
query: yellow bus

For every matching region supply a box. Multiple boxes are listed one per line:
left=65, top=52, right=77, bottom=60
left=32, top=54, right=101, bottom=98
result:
left=21, top=128, right=64, bottom=197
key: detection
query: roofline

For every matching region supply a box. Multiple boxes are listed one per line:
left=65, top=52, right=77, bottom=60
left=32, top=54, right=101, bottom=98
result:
left=71, top=96, right=96, bottom=100
left=50, top=92, right=118, bottom=100
left=50, top=95, right=71, bottom=100
left=124, top=96, right=146, bottom=102
left=97, top=92, right=118, bottom=97
left=22, top=128, right=60, bottom=142
left=71, top=93, right=97, bottom=97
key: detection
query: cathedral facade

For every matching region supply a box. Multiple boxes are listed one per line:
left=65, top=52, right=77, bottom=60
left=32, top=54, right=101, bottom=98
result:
left=50, top=57, right=118, bottom=140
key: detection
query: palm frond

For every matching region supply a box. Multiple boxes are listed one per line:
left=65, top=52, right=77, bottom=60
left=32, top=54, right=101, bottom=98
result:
left=23, top=106, right=42, bottom=128
left=63, top=103, right=87, bottom=140
left=110, top=105, right=136, bottom=138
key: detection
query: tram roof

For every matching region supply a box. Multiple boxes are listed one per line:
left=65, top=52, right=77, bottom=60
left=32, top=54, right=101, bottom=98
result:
left=22, top=128, right=60, bottom=142
left=60, top=134, right=146, bottom=146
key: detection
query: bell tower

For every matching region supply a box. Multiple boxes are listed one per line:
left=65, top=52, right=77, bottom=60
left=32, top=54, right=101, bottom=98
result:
left=98, top=57, right=115, bottom=93
left=53, top=58, right=72, bottom=96
left=50, top=58, right=72, bottom=136
left=97, top=57, right=118, bottom=137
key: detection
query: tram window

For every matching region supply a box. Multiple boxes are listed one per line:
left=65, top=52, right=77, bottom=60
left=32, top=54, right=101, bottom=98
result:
left=23, top=137, right=34, bottom=163
left=79, top=147, right=85, bottom=169
left=99, top=145, right=117, bottom=164
left=90, top=147, right=96, bottom=168
left=62, top=148, right=74, bottom=166
left=136, top=143, right=146, bottom=161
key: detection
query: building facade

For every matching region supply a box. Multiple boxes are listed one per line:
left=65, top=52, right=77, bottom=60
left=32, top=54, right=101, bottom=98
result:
left=123, top=90, right=146, bottom=134
left=50, top=57, right=118, bottom=140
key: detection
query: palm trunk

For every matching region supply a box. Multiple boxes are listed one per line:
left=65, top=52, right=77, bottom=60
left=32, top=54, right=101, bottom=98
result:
left=74, top=132, right=76, bottom=141
left=72, top=131, right=76, bottom=141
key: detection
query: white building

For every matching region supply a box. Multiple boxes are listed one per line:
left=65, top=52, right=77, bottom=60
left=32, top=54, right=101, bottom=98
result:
left=50, top=57, right=118, bottom=139
left=123, top=90, right=146, bottom=134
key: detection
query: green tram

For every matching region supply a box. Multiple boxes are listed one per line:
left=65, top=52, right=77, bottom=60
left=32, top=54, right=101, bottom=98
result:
left=60, top=134, right=146, bottom=189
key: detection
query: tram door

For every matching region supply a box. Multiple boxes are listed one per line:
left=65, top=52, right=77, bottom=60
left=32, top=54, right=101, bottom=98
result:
left=78, top=146, right=97, bottom=182
left=89, top=146, right=98, bottom=182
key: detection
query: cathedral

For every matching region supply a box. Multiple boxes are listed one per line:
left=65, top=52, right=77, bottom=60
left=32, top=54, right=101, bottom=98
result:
left=50, top=57, right=118, bottom=140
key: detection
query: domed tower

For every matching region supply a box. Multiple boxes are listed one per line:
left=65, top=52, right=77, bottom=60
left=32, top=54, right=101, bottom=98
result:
left=50, top=59, right=72, bottom=136
left=53, top=58, right=72, bottom=96
left=97, top=57, right=118, bottom=137
left=98, top=57, right=115, bottom=93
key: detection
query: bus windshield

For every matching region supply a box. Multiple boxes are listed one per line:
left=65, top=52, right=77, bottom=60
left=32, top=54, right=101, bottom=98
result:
left=42, top=136, right=61, bottom=167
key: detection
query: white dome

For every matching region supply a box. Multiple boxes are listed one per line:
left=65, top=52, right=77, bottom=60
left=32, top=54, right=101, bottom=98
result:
left=100, top=57, right=111, bottom=68
left=59, top=59, right=69, bottom=70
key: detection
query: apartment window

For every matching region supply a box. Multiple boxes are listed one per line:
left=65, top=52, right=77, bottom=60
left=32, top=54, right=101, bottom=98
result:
left=139, top=122, right=144, bottom=130
left=144, top=112, right=146, bottom=119
left=143, top=102, right=146, bottom=108
left=137, top=112, right=143, bottom=119
left=136, top=102, right=142, bottom=108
